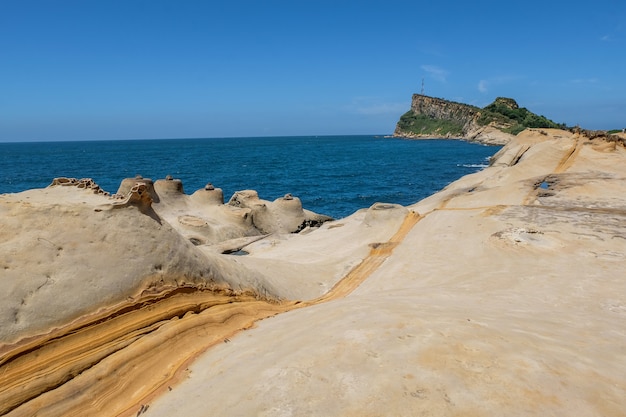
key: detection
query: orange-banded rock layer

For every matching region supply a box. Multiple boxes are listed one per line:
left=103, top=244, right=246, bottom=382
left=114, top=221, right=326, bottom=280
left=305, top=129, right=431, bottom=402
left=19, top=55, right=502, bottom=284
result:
left=0, top=288, right=289, bottom=416
left=1, top=210, right=422, bottom=417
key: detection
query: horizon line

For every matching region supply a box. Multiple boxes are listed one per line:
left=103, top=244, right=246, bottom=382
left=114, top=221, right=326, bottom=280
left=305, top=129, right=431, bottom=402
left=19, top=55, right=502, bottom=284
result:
left=0, top=133, right=393, bottom=144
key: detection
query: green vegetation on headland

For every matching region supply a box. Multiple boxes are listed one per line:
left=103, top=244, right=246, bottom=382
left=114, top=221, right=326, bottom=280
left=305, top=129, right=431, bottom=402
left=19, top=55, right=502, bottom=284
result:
left=395, top=95, right=566, bottom=138
left=477, top=97, right=566, bottom=135
left=397, top=112, right=465, bottom=137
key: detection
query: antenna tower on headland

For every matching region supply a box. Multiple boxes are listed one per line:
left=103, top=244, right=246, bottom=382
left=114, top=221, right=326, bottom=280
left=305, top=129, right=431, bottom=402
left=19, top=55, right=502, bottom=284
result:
left=421, top=78, right=424, bottom=95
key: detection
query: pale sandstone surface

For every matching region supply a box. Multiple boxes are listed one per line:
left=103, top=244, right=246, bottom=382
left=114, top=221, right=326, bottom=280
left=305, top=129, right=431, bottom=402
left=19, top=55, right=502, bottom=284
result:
left=465, top=125, right=516, bottom=145
left=0, top=180, right=338, bottom=349
left=229, top=203, right=408, bottom=300
left=1, top=129, right=625, bottom=416
left=0, top=186, right=269, bottom=348
left=1, top=173, right=398, bottom=416
left=145, top=129, right=626, bottom=417
left=393, top=125, right=513, bottom=146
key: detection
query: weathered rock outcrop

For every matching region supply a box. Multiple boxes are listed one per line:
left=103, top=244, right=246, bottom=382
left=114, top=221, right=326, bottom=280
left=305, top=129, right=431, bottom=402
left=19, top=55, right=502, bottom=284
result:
left=227, top=190, right=332, bottom=234
left=190, top=183, right=224, bottom=206
left=0, top=176, right=334, bottom=348
left=2, top=130, right=625, bottom=417
left=465, top=124, right=517, bottom=145
left=0, top=178, right=403, bottom=416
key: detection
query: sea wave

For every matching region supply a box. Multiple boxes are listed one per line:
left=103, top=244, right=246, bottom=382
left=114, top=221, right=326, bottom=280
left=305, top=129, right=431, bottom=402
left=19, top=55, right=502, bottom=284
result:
left=458, top=163, right=488, bottom=168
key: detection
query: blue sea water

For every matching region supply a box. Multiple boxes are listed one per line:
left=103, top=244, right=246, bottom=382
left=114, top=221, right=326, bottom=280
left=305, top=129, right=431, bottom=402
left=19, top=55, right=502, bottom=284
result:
left=0, top=136, right=499, bottom=219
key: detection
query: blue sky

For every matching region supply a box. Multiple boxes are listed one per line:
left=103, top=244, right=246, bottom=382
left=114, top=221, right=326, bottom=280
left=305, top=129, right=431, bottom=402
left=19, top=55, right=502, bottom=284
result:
left=1, top=0, right=624, bottom=142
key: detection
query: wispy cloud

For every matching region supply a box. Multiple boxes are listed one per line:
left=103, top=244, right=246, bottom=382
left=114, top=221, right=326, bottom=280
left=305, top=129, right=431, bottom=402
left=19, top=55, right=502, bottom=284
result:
left=600, top=34, right=612, bottom=42
left=476, top=74, right=522, bottom=93
left=421, top=65, right=449, bottom=83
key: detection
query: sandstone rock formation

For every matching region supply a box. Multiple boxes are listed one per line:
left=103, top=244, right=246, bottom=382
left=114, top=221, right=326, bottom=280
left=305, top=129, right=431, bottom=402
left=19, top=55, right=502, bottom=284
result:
left=465, top=124, right=516, bottom=145
left=227, top=190, right=330, bottom=234
left=1, top=129, right=625, bottom=416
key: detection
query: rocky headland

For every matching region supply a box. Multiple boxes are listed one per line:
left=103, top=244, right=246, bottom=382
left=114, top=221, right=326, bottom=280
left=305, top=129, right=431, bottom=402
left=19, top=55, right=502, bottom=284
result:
left=1, top=128, right=626, bottom=416
left=394, top=94, right=567, bottom=145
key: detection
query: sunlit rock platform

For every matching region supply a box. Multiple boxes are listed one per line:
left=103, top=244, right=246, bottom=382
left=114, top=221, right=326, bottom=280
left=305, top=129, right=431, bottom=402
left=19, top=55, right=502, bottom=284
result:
left=1, top=129, right=625, bottom=416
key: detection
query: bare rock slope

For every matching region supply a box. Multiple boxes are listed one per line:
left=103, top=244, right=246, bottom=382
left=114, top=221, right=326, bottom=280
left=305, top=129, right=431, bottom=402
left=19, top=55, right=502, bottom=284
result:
left=1, top=129, right=625, bottom=416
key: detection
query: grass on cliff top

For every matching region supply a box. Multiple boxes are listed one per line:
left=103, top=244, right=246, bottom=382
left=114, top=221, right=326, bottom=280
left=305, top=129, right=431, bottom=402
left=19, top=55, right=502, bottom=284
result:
left=477, top=100, right=566, bottom=135
left=397, top=112, right=464, bottom=136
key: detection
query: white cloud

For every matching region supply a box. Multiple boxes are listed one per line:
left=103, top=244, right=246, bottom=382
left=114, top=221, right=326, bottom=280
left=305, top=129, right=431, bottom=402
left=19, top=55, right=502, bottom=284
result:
left=600, top=34, right=611, bottom=42
left=421, top=65, right=449, bottom=83
left=476, top=74, right=523, bottom=94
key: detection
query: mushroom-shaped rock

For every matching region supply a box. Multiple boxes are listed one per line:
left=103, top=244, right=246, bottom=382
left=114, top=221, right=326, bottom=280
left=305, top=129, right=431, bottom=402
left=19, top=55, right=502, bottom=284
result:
left=363, top=202, right=409, bottom=229
left=154, top=177, right=184, bottom=196
left=110, top=181, right=157, bottom=218
left=117, top=176, right=159, bottom=203
left=226, top=190, right=278, bottom=233
left=227, top=190, right=331, bottom=234
left=191, top=183, right=224, bottom=206
left=270, top=194, right=306, bottom=232
left=227, top=190, right=261, bottom=208
left=248, top=202, right=276, bottom=234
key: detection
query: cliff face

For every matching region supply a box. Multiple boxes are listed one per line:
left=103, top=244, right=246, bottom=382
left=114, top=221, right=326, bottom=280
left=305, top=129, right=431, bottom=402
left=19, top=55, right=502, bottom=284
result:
left=393, top=94, right=479, bottom=138
left=395, top=94, right=573, bottom=146
left=393, top=94, right=515, bottom=145
left=407, top=94, right=480, bottom=133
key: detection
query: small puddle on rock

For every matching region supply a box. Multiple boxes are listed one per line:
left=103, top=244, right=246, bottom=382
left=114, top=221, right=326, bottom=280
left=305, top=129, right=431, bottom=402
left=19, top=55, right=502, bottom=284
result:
left=226, top=250, right=249, bottom=256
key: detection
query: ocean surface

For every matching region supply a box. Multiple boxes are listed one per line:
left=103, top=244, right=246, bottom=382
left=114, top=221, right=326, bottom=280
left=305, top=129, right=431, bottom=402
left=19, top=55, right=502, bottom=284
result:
left=0, top=136, right=499, bottom=219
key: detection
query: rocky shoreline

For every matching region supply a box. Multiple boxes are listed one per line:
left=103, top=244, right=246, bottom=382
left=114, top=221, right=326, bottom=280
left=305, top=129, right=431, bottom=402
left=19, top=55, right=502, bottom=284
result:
left=1, top=129, right=625, bottom=416
left=393, top=124, right=515, bottom=146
